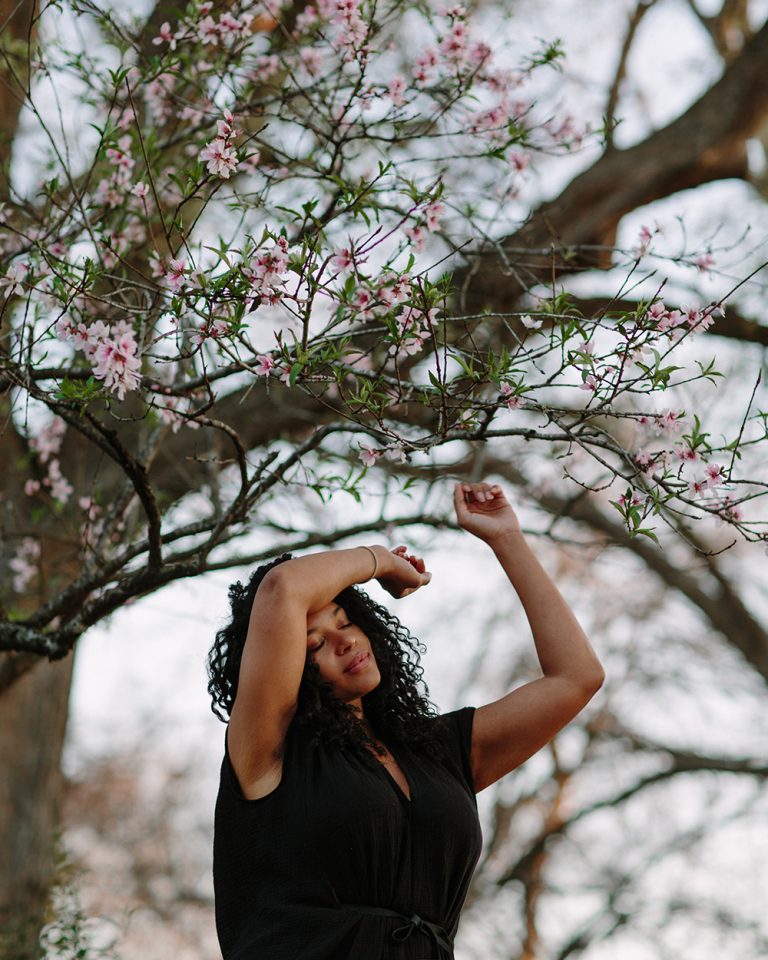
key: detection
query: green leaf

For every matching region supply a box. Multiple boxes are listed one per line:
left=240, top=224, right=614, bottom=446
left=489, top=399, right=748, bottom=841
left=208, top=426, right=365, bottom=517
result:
left=289, top=362, right=304, bottom=387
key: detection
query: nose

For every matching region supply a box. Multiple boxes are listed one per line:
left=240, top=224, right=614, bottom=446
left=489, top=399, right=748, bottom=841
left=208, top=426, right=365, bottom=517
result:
left=336, top=631, right=356, bottom=655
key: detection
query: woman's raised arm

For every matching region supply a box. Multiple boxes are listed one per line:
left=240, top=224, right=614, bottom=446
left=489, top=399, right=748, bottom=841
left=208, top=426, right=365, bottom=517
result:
left=454, top=481, right=605, bottom=792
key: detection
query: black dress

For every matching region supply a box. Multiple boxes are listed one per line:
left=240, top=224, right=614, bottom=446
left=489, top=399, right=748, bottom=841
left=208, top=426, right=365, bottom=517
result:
left=213, top=707, right=483, bottom=959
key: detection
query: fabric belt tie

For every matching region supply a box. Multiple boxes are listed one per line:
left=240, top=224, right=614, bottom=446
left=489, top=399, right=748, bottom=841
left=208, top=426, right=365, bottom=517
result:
left=340, top=902, right=453, bottom=958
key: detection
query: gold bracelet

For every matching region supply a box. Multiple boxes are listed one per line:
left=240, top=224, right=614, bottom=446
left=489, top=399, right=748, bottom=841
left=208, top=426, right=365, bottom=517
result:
left=360, top=545, right=378, bottom=582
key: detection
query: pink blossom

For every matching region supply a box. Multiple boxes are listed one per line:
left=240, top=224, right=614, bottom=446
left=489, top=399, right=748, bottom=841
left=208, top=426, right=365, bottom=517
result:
left=440, top=22, right=468, bottom=62
left=92, top=332, right=142, bottom=400
left=198, top=15, right=219, bottom=44
left=300, top=47, right=323, bottom=75
left=388, top=75, right=407, bottom=107
left=404, top=225, right=425, bottom=251
left=354, top=289, right=374, bottom=316
left=55, top=316, right=77, bottom=341
left=200, top=138, right=239, bottom=178
left=82, top=320, right=111, bottom=359
left=149, top=252, right=165, bottom=278
left=636, top=224, right=653, bottom=254
left=106, top=135, right=135, bottom=173
left=694, top=309, right=716, bottom=333
left=255, top=354, right=275, bottom=376
left=672, top=443, right=699, bottom=463
left=295, top=6, right=320, bottom=31
left=413, top=46, right=438, bottom=86
left=0, top=260, right=29, bottom=294
left=165, top=258, right=187, bottom=292
left=359, top=445, right=379, bottom=467
left=245, top=237, right=290, bottom=304
left=687, top=477, right=709, bottom=498
left=384, top=444, right=407, bottom=463
left=719, top=494, right=743, bottom=523
left=617, top=491, right=643, bottom=508
left=657, top=309, right=684, bottom=334
left=654, top=410, right=686, bottom=435
left=45, top=458, right=74, bottom=504
left=646, top=301, right=668, bottom=325
left=29, top=417, right=66, bottom=464
left=468, top=40, right=492, bottom=66
left=10, top=537, right=40, bottom=592
left=424, top=200, right=445, bottom=232
left=704, top=462, right=724, bottom=487
left=694, top=253, right=715, bottom=272
left=24, top=479, right=40, bottom=496
left=377, top=273, right=412, bottom=306
left=508, top=151, right=528, bottom=172
left=131, top=182, right=149, bottom=199
left=520, top=313, right=542, bottom=330
left=333, top=248, right=354, bottom=270
left=500, top=383, right=522, bottom=409
left=634, top=449, right=655, bottom=474
left=94, top=177, right=123, bottom=208
left=152, top=21, right=177, bottom=49
left=217, top=110, right=239, bottom=139
left=579, top=373, right=598, bottom=392
left=682, top=306, right=702, bottom=329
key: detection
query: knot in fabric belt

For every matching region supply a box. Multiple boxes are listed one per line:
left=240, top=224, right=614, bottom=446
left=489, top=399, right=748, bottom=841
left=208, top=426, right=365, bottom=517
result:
left=340, top=902, right=453, bottom=959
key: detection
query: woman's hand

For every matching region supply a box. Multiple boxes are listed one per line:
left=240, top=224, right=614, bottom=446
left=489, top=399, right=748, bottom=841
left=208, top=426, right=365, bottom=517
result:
left=374, top=545, right=432, bottom=599
left=454, top=481, right=522, bottom=545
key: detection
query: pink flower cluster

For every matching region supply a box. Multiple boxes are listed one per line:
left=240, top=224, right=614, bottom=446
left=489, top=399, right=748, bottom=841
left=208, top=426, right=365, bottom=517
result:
left=251, top=353, right=291, bottom=382
left=646, top=301, right=717, bottom=337
left=10, top=537, right=41, bottom=593
left=153, top=4, right=255, bottom=50
left=244, top=236, right=290, bottom=305
left=26, top=417, right=74, bottom=505
left=200, top=110, right=240, bottom=179
left=500, top=383, right=523, bottom=409
left=94, top=135, right=135, bottom=209
left=320, top=0, right=368, bottom=59
left=395, top=305, right=437, bottom=356
left=154, top=393, right=202, bottom=433
left=359, top=443, right=408, bottom=467
left=0, top=260, right=29, bottom=295
left=56, top=317, right=142, bottom=400
left=191, top=318, right=231, bottom=346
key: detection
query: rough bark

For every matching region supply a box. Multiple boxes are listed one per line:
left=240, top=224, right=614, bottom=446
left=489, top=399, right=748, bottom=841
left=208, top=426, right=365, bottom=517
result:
left=0, top=656, right=73, bottom=960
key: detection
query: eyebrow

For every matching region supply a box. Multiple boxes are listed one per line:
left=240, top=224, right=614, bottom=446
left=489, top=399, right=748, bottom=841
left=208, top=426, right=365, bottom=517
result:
left=307, top=605, right=342, bottom=636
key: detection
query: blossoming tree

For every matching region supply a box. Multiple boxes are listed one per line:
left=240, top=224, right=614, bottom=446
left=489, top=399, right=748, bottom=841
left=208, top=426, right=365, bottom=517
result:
left=2, top=0, right=768, bottom=953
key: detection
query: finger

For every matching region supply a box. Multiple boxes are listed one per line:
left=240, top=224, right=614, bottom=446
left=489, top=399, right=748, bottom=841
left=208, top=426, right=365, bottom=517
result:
left=453, top=482, right=471, bottom=515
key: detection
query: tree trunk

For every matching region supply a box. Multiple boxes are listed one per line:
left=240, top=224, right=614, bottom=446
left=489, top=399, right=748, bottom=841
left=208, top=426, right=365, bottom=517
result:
left=0, top=655, right=74, bottom=960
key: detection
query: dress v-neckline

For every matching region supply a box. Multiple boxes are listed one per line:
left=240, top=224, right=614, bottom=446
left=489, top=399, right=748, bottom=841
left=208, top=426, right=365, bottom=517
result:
left=372, top=741, right=412, bottom=803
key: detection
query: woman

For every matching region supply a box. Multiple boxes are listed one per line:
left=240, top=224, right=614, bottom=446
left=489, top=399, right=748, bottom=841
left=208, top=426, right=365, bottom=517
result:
left=207, top=481, right=604, bottom=959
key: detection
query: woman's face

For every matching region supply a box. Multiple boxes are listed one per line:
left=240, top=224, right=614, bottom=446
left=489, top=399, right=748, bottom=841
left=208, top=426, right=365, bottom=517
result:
left=306, top=602, right=381, bottom=705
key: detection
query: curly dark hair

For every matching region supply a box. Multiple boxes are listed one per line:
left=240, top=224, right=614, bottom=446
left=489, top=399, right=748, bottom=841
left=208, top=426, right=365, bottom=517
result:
left=206, top=554, right=453, bottom=766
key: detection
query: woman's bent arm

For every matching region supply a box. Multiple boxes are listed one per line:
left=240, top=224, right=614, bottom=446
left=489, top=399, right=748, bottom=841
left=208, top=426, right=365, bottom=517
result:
left=227, top=546, right=428, bottom=789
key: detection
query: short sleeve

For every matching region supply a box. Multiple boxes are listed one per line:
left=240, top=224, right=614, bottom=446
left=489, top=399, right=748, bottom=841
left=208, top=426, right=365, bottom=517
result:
left=435, top=706, right=477, bottom=795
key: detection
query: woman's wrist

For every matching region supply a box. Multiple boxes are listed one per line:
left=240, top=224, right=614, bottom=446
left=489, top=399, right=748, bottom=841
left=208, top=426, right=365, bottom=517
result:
left=359, top=545, right=379, bottom=582
left=359, top=544, right=391, bottom=582
left=486, top=527, right=527, bottom=553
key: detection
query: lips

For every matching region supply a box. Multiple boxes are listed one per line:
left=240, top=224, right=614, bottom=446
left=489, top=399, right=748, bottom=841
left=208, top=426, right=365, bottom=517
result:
left=344, top=652, right=370, bottom=674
